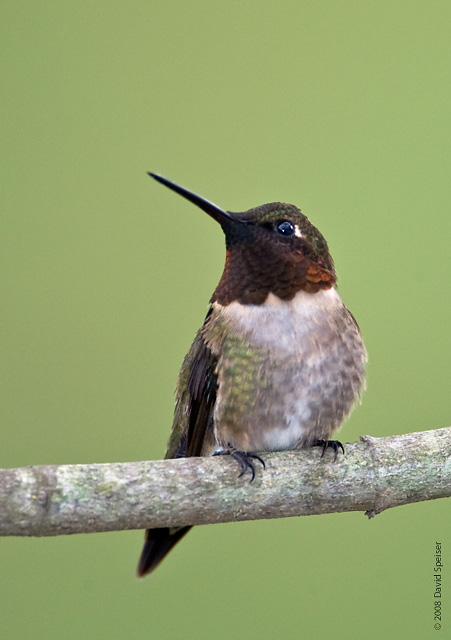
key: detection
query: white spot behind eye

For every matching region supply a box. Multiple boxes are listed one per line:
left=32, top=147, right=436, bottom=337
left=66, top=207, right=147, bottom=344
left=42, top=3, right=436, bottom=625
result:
left=294, top=225, right=303, bottom=238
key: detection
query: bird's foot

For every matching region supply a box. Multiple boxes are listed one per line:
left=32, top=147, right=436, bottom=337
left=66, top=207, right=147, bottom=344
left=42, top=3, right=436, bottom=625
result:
left=313, top=439, right=345, bottom=462
left=214, top=446, right=265, bottom=482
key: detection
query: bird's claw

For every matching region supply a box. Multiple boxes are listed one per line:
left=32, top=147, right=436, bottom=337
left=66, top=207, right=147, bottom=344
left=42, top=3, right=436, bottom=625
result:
left=214, top=447, right=265, bottom=482
left=313, top=439, right=345, bottom=462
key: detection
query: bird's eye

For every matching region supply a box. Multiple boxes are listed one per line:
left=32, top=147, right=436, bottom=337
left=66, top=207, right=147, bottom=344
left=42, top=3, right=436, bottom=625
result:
left=276, top=220, right=295, bottom=236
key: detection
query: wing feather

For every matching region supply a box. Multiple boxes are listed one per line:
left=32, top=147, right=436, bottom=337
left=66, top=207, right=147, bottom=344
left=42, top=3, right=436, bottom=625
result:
left=137, top=308, right=218, bottom=576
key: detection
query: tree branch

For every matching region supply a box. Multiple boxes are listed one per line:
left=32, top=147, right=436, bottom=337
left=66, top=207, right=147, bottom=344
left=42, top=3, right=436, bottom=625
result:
left=1, top=427, right=450, bottom=537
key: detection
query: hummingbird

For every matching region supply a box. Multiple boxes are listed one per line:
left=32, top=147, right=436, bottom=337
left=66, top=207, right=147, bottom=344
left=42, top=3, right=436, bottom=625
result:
left=137, top=173, right=367, bottom=577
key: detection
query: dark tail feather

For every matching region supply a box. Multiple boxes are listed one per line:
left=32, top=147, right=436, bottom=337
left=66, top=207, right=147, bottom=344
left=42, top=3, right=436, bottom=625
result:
left=137, top=526, right=192, bottom=577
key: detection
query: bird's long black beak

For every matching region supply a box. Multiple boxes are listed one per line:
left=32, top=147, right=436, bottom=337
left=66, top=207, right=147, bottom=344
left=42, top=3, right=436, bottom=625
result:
left=148, top=172, right=238, bottom=227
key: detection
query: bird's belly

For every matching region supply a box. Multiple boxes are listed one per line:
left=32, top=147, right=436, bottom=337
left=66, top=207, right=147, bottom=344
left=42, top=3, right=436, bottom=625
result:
left=209, top=290, right=367, bottom=452
left=214, top=352, right=358, bottom=451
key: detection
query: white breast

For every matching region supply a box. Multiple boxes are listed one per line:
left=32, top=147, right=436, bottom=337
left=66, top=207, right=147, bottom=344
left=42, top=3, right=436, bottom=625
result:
left=215, top=288, right=345, bottom=354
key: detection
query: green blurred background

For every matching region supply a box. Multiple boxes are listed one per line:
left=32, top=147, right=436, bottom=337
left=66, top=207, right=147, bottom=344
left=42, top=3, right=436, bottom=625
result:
left=1, top=1, right=450, bottom=638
